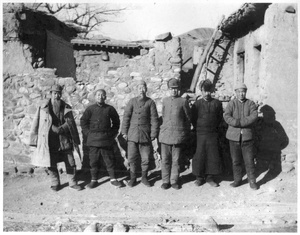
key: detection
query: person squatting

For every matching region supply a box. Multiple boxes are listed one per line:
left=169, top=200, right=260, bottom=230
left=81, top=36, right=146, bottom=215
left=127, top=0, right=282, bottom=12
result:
left=29, top=78, right=259, bottom=191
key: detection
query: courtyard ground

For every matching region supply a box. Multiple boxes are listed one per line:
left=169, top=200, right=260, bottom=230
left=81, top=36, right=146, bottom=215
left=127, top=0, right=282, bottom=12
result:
left=2, top=161, right=298, bottom=233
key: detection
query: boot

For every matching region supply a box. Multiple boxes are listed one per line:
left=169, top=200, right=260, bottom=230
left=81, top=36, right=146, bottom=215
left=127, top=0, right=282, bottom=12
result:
left=141, top=171, right=151, bottom=187
left=128, top=171, right=137, bottom=187
left=249, top=180, right=258, bottom=190
left=206, top=175, right=219, bottom=187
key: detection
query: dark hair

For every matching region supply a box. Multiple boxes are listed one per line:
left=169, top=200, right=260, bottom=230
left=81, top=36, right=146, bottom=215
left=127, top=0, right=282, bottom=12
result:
left=199, top=79, right=213, bottom=91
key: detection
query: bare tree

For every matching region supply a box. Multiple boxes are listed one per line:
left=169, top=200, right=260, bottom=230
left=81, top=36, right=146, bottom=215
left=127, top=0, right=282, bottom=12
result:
left=22, top=3, right=127, bottom=38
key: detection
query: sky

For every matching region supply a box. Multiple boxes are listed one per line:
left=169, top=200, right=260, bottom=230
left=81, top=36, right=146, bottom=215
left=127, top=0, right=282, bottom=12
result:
left=93, top=0, right=244, bottom=41
left=2, top=0, right=246, bottom=41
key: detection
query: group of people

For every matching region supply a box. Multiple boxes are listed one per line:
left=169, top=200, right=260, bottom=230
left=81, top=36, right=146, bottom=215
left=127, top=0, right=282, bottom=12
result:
left=29, top=77, right=259, bottom=192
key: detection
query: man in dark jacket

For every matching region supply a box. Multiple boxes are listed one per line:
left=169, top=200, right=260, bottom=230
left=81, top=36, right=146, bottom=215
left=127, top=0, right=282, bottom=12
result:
left=159, top=78, right=192, bottom=190
left=191, top=79, right=223, bottom=187
left=121, top=80, right=159, bottom=187
left=29, top=85, right=83, bottom=191
left=224, top=82, right=259, bottom=190
left=80, top=89, right=121, bottom=189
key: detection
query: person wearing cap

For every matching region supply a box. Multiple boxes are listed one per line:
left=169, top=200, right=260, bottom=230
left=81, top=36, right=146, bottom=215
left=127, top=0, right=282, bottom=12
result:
left=224, top=82, right=259, bottom=190
left=159, top=78, right=192, bottom=190
left=80, top=89, right=122, bottom=189
left=191, top=79, right=223, bottom=187
left=29, top=85, right=83, bottom=191
left=121, top=80, right=159, bottom=187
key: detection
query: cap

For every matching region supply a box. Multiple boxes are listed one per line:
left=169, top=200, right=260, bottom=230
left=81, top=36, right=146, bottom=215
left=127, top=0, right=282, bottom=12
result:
left=137, top=80, right=147, bottom=86
left=234, top=82, right=247, bottom=90
left=50, top=84, right=63, bottom=92
left=168, top=78, right=180, bottom=88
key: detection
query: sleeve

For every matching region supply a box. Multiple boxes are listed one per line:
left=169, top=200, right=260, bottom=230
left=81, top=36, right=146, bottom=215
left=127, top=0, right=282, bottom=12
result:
left=110, top=106, right=120, bottom=136
left=216, top=101, right=224, bottom=127
left=150, top=100, right=159, bottom=139
left=65, top=111, right=81, bottom=145
left=224, top=101, right=240, bottom=127
left=240, top=101, right=258, bottom=127
left=191, top=102, right=198, bottom=129
left=121, top=99, right=133, bottom=135
left=183, top=99, right=192, bottom=125
left=29, top=107, right=40, bottom=146
left=80, top=107, right=91, bottom=137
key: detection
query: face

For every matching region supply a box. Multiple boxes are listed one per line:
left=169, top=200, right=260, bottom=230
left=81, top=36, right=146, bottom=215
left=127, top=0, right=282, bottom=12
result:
left=51, top=91, right=62, bottom=101
left=201, top=88, right=211, bottom=100
left=95, top=90, right=106, bottom=104
left=170, top=87, right=180, bottom=97
left=137, top=84, right=147, bottom=97
left=235, top=88, right=247, bottom=101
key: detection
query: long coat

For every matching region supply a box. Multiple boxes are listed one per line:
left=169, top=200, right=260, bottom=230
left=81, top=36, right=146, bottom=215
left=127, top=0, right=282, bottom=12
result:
left=29, top=99, right=80, bottom=167
left=224, top=98, right=258, bottom=142
left=159, top=96, right=192, bottom=145
left=121, top=97, right=159, bottom=143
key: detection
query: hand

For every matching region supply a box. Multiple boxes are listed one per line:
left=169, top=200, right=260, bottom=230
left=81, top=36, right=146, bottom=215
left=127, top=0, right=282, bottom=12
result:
left=51, top=125, right=60, bottom=134
left=123, top=134, right=128, bottom=141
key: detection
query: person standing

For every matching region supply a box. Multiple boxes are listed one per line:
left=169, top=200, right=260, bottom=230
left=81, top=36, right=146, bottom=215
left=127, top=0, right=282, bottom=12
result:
left=121, top=80, right=159, bottom=187
left=80, top=89, right=122, bottom=189
left=29, top=85, right=83, bottom=191
left=159, top=78, right=192, bottom=190
left=191, top=79, right=223, bottom=187
left=224, top=82, right=259, bottom=190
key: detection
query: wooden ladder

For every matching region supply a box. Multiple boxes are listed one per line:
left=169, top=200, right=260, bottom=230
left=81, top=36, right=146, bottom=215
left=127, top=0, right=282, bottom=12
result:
left=204, top=34, right=233, bottom=86
left=189, top=16, right=232, bottom=92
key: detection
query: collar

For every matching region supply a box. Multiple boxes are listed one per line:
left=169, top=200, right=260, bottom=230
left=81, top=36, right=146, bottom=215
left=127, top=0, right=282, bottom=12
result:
left=96, top=102, right=106, bottom=107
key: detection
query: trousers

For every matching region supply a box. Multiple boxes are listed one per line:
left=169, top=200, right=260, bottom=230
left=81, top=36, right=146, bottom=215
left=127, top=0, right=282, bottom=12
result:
left=229, top=139, right=256, bottom=182
left=161, top=143, right=183, bottom=184
left=127, top=141, right=151, bottom=173
left=89, top=146, right=115, bottom=180
left=48, top=150, right=76, bottom=186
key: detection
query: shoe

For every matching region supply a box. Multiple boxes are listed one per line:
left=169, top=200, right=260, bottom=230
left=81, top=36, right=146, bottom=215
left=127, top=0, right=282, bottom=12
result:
left=70, top=184, right=84, bottom=191
left=128, top=178, right=137, bottom=187
left=206, top=177, right=219, bottom=187
left=230, top=181, right=242, bottom=188
left=171, top=183, right=180, bottom=190
left=50, top=185, right=60, bottom=191
left=161, top=183, right=171, bottom=190
left=249, top=181, right=259, bottom=190
left=87, top=181, right=98, bottom=189
left=194, top=178, right=205, bottom=187
left=111, top=179, right=122, bottom=188
left=141, top=177, right=151, bottom=187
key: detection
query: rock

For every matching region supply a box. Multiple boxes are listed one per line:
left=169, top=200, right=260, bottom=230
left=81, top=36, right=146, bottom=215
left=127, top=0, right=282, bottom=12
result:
left=150, top=77, right=162, bottom=82
left=113, top=222, right=129, bottom=232
left=19, top=87, right=29, bottom=93
left=118, top=82, right=128, bottom=89
left=101, top=224, right=113, bottom=232
left=130, top=72, right=141, bottom=77
left=285, top=153, right=297, bottom=163
left=133, top=76, right=143, bottom=81
left=13, top=107, right=24, bottom=114
left=84, top=222, right=98, bottom=232
left=155, top=32, right=172, bottom=42
left=203, top=216, right=219, bottom=232
left=281, top=162, right=295, bottom=173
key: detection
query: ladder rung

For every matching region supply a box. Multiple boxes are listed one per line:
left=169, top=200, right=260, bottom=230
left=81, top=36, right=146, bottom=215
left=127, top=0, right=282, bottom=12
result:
left=207, top=68, right=216, bottom=74
left=216, top=44, right=226, bottom=50
left=210, top=56, right=221, bottom=63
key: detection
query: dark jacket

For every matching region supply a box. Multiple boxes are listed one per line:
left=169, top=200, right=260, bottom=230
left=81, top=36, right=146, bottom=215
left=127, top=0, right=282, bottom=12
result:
left=121, top=97, right=159, bottom=143
left=80, top=103, right=120, bottom=147
left=29, top=99, right=80, bottom=167
left=224, top=98, right=258, bottom=141
left=159, top=96, right=191, bottom=145
left=191, top=98, right=223, bottom=134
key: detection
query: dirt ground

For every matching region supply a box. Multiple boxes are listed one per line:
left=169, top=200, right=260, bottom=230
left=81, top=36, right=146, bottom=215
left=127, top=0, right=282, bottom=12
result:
left=2, top=162, right=298, bottom=233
